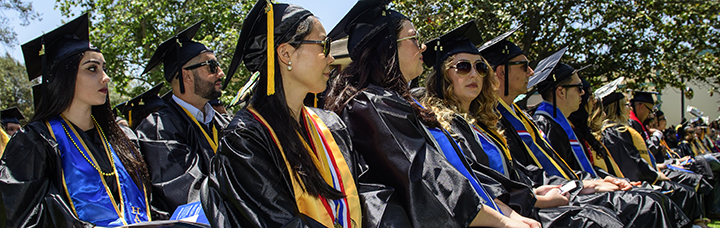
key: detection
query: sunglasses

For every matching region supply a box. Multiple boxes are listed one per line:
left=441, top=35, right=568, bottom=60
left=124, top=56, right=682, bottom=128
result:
left=449, top=60, right=488, bottom=76
left=561, top=82, right=584, bottom=92
left=644, top=103, right=655, bottom=111
left=397, top=33, right=422, bottom=49
left=292, top=36, right=332, bottom=57
left=508, top=60, right=530, bottom=72
left=184, top=59, right=220, bottom=74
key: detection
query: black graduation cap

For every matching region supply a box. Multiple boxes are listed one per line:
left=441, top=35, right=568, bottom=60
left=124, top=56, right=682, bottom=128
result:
left=528, top=47, right=567, bottom=92
left=142, top=20, right=211, bottom=94
left=630, top=91, right=657, bottom=104
left=161, top=90, right=173, bottom=102
left=21, top=13, right=100, bottom=82
left=223, top=0, right=313, bottom=96
left=601, top=92, right=625, bottom=107
left=477, top=25, right=524, bottom=96
left=1, top=107, right=25, bottom=125
left=422, top=20, right=483, bottom=99
left=117, top=82, right=166, bottom=129
left=328, top=0, right=407, bottom=60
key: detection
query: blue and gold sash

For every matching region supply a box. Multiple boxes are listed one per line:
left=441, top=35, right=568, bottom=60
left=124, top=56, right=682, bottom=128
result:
left=496, top=99, right=577, bottom=180
left=46, top=115, right=150, bottom=226
left=471, top=123, right=511, bottom=176
left=534, top=101, right=598, bottom=177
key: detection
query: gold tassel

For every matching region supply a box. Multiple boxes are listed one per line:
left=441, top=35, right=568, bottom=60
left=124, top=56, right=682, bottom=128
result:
left=313, top=93, right=318, bottom=108
left=128, top=109, right=133, bottom=127
left=265, top=0, right=275, bottom=96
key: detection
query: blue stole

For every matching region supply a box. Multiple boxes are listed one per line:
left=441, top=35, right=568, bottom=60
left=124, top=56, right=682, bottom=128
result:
left=496, top=100, right=576, bottom=180
left=414, top=100, right=502, bottom=214
left=470, top=123, right=509, bottom=176
left=47, top=115, right=150, bottom=226
left=534, top=101, right=598, bottom=177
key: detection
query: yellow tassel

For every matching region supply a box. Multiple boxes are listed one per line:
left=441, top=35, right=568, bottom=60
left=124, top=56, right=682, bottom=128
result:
left=266, top=0, right=275, bottom=96
left=313, top=93, right=318, bottom=108
left=128, top=109, right=133, bottom=127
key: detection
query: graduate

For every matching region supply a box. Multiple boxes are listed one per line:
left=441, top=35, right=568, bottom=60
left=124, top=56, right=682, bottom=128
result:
left=599, top=91, right=706, bottom=227
left=420, top=20, right=623, bottom=227
left=481, top=28, right=692, bottom=227
left=135, top=20, right=230, bottom=214
left=325, top=1, right=538, bottom=227
left=200, top=0, right=361, bottom=227
left=1, top=107, right=25, bottom=136
left=0, top=14, right=152, bottom=227
left=114, top=82, right=166, bottom=130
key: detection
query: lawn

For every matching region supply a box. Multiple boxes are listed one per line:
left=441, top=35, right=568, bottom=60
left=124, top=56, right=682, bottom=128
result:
left=710, top=220, right=720, bottom=228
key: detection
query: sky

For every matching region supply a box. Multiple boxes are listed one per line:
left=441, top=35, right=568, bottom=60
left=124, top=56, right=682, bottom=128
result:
left=0, top=0, right=357, bottom=64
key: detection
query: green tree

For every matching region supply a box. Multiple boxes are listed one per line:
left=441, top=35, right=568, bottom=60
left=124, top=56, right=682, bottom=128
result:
left=56, top=0, right=253, bottom=104
left=0, top=53, right=34, bottom=123
left=0, top=0, right=40, bottom=47
left=394, top=0, right=720, bottom=91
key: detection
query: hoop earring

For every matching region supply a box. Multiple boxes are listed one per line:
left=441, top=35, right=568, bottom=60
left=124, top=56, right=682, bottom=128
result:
left=287, top=61, right=292, bottom=71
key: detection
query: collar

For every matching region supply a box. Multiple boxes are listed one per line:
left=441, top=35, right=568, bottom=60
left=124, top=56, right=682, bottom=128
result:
left=628, top=111, right=648, bottom=135
left=172, top=95, right=216, bottom=125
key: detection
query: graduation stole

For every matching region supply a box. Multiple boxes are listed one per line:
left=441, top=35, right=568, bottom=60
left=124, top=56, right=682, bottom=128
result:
left=178, top=106, right=218, bottom=153
left=496, top=99, right=576, bottom=180
left=626, top=126, right=658, bottom=170
left=471, top=122, right=512, bottom=176
left=591, top=142, right=625, bottom=178
left=695, top=139, right=711, bottom=155
left=534, top=101, right=598, bottom=177
left=660, top=138, right=682, bottom=159
left=46, top=115, right=150, bottom=226
left=628, top=111, right=649, bottom=139
left=248, top=107, right=361, bottom=228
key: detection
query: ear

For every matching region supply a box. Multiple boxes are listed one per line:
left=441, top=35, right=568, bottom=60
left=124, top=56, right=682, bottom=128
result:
left=276, top=43, right=295, bottom=66
left=494, top=65, right=505, bottom=80
left=181, top=69, right=194, bottom=85
left=556, top=86, right=565, bottom=98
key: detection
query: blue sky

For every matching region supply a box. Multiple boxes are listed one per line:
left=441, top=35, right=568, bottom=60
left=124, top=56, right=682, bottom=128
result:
left=0, top=0, right=357, bottom=64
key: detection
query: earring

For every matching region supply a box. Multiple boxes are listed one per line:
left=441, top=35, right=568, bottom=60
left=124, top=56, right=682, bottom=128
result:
left=287, top=61, right=292, bottom=71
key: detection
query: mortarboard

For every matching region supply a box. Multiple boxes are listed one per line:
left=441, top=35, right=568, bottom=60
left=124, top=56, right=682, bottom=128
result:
left=22, top=13, right=100, bottom=82
left=1, top=107, right=25, bottom=125
left=630, top=91, right=657, bottom=104
left=142, top=20, right=212, bottom=94
left=593, top=76, right=625, bottom=100
left=328, top=0, right=407, bottom=60
left=223, top=0, right=313, bottom=97
left=422, top=20, right=483, bottom=99
left=478, top=25, right=524, bottom=96
left=117, top=82, right=166, bottom=129
left=601, top=92, right=625, bottom=107
left=527, top=47, right=567, bottom=117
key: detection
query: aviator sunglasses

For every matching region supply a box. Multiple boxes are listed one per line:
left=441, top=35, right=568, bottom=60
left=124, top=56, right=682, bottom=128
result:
left=291, top=36, right=332, bottom=57
left=508, top=60, right=530, bottom=72
left=449, top=60, right=488, bottom=76
left=184, top=59, right=221, bottom=74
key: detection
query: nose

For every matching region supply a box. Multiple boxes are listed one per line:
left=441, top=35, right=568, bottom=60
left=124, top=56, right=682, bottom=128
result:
left=527, top=66, right=535, bottom=78
left=420, top=43, right=427, bottom=52
left=579, top=87, right=585, bottom=96
left=327, top=53, right=335, bottom=65
left=216, top=67, right=225, bottom=79
left=101, top=71, right=111, bottom=84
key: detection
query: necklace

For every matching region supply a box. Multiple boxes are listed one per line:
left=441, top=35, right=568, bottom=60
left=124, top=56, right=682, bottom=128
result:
left=60, top=115, right=116, bottom=176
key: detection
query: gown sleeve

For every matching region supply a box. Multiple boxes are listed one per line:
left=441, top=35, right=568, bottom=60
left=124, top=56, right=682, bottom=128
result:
left=200, top=110, right=326, bottom=228
left=0, top=123, right=93, bottom=228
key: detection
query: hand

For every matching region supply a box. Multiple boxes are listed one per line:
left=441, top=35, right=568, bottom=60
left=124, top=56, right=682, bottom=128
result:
left=657, top=172, right=671, bottom=181
left=499, top=216, right=533, bottom=228
left=535, top=188, right=570, bottom=208
left=603, top=176, right=633, bottom=191
left=534, top=185, right=560, bottom=196
left=593, top=180, right=621, bottom=193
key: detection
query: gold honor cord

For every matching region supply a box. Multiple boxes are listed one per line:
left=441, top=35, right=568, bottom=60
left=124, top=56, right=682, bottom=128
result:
left=475, top=123, right=513, bottom=163
left=179, top=106, right=218, bottom=152
left=266, top=0, right=275, bottom=95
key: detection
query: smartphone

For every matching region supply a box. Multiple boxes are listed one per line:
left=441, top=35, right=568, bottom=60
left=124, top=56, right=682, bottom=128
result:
left=559, top=181, right=577, bottom=194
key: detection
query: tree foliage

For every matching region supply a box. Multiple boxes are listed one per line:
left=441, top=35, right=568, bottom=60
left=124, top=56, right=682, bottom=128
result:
left=394, top=0, right=719, bottom=91
left=56, top=0, right=253, bottom=104
left=0, top=0, right=40, bottom=47
left=0, top=53, right=34, bottom=123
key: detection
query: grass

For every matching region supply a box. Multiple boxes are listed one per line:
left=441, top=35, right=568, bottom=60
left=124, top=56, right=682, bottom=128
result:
left=709, top=220, right=720, bottom=228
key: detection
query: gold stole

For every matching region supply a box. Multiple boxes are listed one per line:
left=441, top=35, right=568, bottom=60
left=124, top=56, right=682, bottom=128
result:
left=248, top=107, right=361, bottom=228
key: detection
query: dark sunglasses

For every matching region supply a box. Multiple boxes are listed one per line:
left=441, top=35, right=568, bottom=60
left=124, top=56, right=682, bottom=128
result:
left=449, top=60, right=488, bottom=76
left=561, top=82, right=584, bottom=90
left=291, top=36, right=332, bottom=57
left=508, top=60, right=530, bottom=72
left=184, top=59, right=220, bottom=74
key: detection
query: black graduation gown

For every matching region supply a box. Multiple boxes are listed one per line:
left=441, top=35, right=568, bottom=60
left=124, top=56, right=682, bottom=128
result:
left=135, top=99, right=230, bottom=213
left=449, top=116, right=625, bottom=227
left=0, top=121, right=145, bottom=227
left=499, top=113, right=691, bottom=228
left=200, top=108, right=356, bottom=228
left=339, top=84, right=482, bottom=228
left=533, top=114, right=611, bottom=178
left=602, top=123, right=703, bottom=222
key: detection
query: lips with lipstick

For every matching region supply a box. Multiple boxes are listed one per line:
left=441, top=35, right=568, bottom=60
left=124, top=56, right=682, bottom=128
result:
left=99, top=87, right=108, bottom=93
left=466, top=82, right=478, bottom=88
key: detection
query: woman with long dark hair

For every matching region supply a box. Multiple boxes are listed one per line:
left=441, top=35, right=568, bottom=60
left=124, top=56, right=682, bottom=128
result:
left=0, top=14, right=151, bottom=227
left=201, top=1, right=361, bottom=227
left=324, top=1, right=536, bottom=227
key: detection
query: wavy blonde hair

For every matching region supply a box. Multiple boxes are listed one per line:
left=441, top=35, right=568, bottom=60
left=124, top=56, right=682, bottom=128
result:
left=423, top=54, right=500, bottom=134
left=602, top=97, right=629, bottom=132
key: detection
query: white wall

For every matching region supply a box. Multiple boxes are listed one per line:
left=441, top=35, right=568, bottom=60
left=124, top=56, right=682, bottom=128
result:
left=660, top=80, right=720, bottom=127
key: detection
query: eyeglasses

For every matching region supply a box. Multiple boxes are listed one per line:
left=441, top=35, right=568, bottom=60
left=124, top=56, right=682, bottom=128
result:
left=643, top=103, right=654, bottom=111
left=184, top=59, right=220, bottom=74
left=449, top=60, right=488, bottom=76
left=291, top=36, right=332, bottom=57
left=397, top=33, right=422, bottom=49
left=561, top=82, right=584, bottom=92
left=508, top=60, right=530, bottom=72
